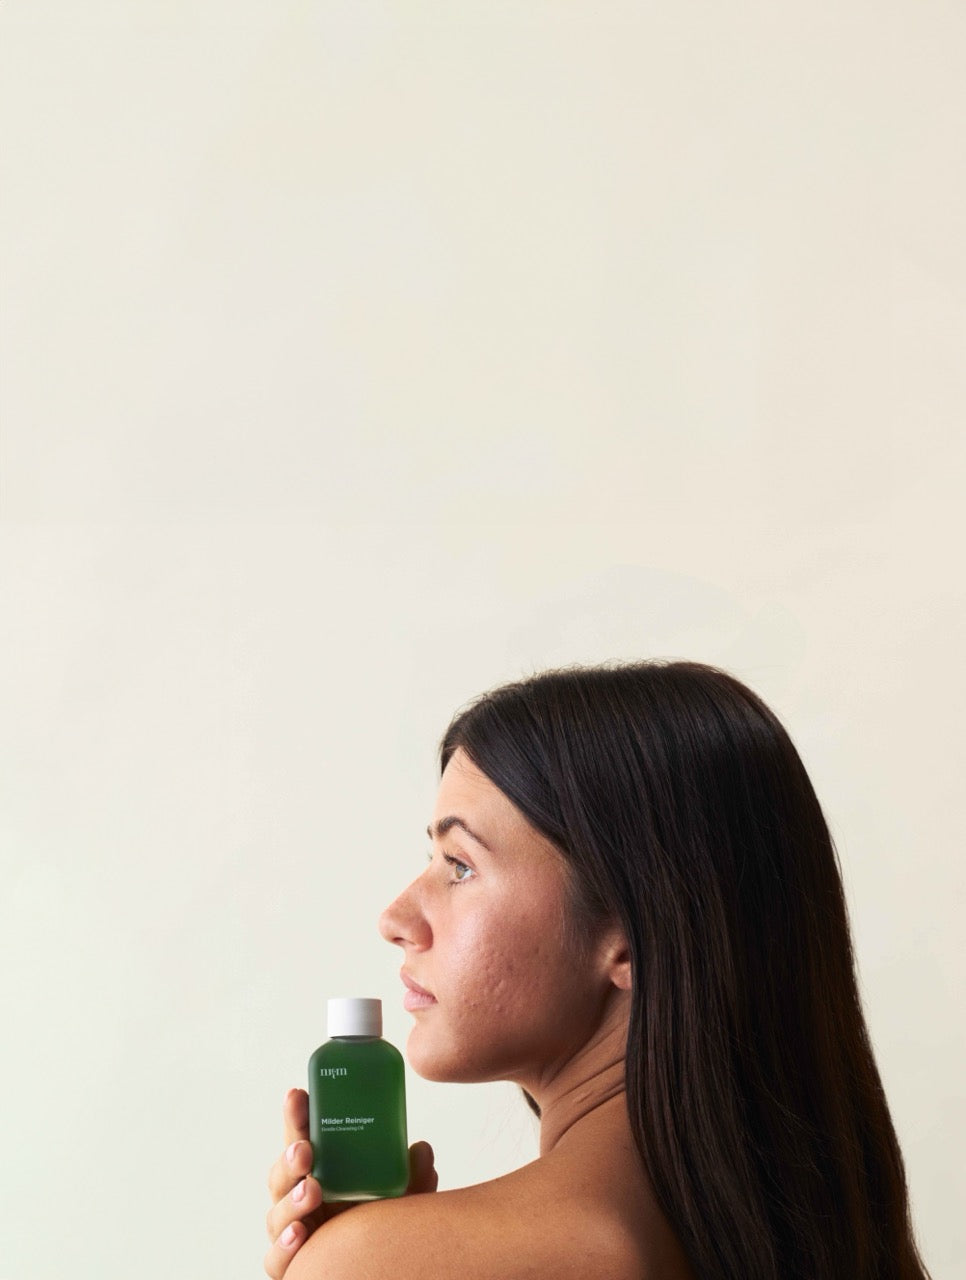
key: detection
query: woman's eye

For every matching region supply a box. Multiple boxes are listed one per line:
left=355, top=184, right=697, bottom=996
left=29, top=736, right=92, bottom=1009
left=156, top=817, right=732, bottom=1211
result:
left=425, top=849, right=475, bottom=884
left=443, top=853, right=475, bottom=884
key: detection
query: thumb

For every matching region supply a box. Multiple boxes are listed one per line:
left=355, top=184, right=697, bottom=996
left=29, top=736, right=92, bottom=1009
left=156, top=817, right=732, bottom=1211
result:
left=407, top=1141, right=439, bottom=1195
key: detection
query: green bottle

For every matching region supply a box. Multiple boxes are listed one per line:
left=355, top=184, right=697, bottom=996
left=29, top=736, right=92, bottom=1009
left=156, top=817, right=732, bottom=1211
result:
left=308, top=997, right=409, bottom=1202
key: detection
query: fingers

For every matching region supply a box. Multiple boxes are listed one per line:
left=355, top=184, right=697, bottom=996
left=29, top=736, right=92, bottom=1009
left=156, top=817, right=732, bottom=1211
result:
left=266, top=1172, right=324, bottom=1246
left=283, top=1087, right=310, bottom=1146
left=263, top=1216, right=308, bottom=1280
left=407, top=1140, right=439, bottom=1195
left=267, top=1134, right=313, bottom=1204
left=268, top=1089, right=312, bottom=1204
left=263, top=1090, right=321, bottom=1278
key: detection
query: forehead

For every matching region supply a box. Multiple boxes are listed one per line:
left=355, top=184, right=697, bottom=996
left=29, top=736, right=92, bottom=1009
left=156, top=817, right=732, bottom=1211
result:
left=433, top=748, right=561, bottom=863
left=434, top=748, right=511, bottom=826
left=436, top=748, right=498, bottom=803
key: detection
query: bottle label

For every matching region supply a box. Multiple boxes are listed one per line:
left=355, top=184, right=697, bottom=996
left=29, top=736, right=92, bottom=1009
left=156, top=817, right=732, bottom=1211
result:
left=316, top=1115, right=376, bottom=1133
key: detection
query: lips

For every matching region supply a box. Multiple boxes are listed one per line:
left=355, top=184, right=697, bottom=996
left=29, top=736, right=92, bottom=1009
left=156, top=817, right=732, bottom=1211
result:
left=401, top=969, right=437, bottom=1011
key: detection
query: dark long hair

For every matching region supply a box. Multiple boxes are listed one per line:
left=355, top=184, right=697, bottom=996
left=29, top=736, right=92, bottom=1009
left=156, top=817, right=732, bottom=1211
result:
left=440, top=660, right=929, bottom=1280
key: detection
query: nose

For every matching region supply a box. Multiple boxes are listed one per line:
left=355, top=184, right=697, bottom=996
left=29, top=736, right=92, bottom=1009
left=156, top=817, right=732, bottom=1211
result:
left=378, top=875, right=431, bottom=951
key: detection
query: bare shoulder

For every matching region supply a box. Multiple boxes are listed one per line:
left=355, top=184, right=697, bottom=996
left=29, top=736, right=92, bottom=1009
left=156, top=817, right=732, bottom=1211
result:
left=285, top=1162, right=652, bottom=1280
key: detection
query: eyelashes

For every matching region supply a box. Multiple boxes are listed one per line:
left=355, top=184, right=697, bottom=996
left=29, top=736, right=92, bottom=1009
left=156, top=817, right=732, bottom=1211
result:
left=425, top=849, right=476, bottom=885
left=444, top=854, right=475, bottom=884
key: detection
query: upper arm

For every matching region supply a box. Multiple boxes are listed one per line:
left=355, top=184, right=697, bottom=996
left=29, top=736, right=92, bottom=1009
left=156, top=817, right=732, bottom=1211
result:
left=282, top=1211, right=359, bottom=1280
left=281, top=1186, right=637, bottom=1280
left=283, top=1197, right=443, bottom=1280
left=282, top=1198, right=460, bottom=1280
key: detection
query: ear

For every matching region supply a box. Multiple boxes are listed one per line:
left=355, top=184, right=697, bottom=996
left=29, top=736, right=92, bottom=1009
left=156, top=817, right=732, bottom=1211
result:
left=600, top=925, right=632, bottom=991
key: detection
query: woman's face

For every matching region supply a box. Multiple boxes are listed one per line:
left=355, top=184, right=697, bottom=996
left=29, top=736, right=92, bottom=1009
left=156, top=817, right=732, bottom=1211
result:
left=378, top=747, right=618, bottom=1089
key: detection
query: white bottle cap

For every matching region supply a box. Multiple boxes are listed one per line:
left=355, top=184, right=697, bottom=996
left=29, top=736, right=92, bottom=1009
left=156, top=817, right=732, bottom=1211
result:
left=327, top=997, right=382, bottom=1038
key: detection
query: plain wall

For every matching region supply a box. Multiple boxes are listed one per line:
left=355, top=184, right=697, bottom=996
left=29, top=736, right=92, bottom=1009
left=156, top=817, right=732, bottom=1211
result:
left=1, top=4, right=963, bottom=1277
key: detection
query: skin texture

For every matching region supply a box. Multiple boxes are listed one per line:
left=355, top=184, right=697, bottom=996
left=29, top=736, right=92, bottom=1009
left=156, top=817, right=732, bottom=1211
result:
left=265, top=750, right=695, bottom=1280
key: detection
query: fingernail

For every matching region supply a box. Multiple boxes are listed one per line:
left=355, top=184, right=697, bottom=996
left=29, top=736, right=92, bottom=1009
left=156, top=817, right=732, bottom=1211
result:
left=286, top=1141, right=299, bottom=1165
left=291, top=1179, right=306, bottom=1203
left=280, top=1224, right=297, bottom=1247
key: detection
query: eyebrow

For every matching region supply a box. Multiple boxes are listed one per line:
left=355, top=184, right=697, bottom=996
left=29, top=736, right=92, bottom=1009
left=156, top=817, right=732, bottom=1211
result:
left=426, top=816, right=493, bottom=852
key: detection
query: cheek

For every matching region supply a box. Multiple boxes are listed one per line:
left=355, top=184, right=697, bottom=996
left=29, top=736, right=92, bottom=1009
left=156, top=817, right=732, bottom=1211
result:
left=405, top=868, right=588, bottom=1082
left=445, top=900, right=569, bottom=1020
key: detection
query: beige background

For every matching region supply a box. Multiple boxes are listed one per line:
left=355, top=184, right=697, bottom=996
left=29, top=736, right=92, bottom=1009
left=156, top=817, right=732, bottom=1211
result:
left=1, top=3, right=963, bottom=1277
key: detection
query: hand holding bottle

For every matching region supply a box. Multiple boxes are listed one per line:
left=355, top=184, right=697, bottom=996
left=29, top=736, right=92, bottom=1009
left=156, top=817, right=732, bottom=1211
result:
left=263, top=1087, right=437, bottom=1280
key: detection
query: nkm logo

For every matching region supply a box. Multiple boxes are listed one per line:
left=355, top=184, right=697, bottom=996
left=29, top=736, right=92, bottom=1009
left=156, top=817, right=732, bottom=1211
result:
left=320, top=1066, right=348, bottom=1078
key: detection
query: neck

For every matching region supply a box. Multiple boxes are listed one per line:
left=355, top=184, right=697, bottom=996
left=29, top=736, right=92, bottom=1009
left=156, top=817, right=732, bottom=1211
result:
left=526, top=991, right=631, bottom=1157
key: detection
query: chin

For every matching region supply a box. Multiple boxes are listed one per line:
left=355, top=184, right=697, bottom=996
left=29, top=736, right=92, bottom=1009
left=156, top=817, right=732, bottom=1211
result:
left=405, top=1026, right=499, bottom=1084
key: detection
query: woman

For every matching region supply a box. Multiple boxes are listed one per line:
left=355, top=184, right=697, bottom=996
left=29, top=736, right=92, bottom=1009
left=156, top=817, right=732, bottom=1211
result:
left=264, top=661, right=931, bottom=1279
